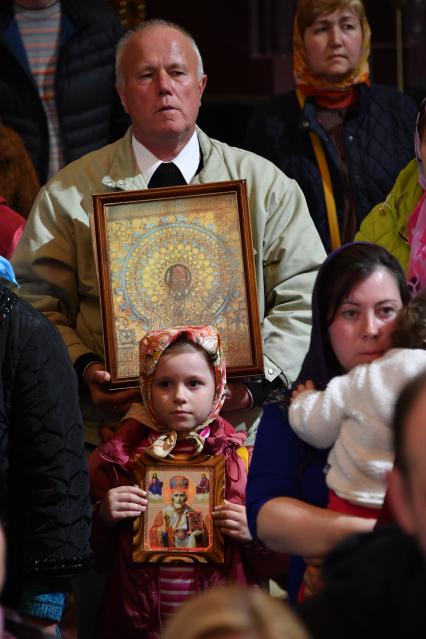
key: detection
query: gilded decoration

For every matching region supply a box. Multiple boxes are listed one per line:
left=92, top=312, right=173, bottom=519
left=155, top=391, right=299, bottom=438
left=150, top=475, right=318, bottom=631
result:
left=105, top=192, right=252, bottom=379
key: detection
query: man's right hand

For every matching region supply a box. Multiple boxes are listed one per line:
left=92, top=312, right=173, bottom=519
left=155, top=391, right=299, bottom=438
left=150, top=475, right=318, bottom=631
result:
left=84, top=362, right=141, bottom=416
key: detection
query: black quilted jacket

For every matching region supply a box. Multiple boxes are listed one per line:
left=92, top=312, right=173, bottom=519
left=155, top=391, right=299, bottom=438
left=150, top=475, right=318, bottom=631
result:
left=246, top=84, right=418, bottom=252
left=0, top=286, right=92, bottom=606
left=0, top=0, right=129, bottom=184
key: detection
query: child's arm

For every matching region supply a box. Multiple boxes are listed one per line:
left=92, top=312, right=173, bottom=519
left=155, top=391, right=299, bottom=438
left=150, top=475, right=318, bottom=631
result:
left=215, top=442, right=290, bottom=582
left=289, top=372, right=355, bottom=449
left=211, top=500, right=251, bottom=543
left=210, top=440, right=252, bottom=543
left=212, top=500, right=291, bottom=581
left=98, top=485, right=147, bottom=526
left=89, top=447, right=146, bottom=567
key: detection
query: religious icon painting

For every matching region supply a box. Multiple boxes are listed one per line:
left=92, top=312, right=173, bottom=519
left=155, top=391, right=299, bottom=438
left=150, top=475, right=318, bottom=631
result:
left=91, top=180, right=263, bottom=389
left=132, top=454, right=225, bottom=563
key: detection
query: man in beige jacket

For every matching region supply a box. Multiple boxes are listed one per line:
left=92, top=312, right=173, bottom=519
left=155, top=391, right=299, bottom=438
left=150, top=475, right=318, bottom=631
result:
left=12, top=20, right=326, bottom=445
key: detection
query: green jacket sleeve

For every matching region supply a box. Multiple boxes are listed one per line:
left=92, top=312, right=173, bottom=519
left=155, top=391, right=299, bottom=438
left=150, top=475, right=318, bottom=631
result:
left=355, top=159, right=423, bottom=274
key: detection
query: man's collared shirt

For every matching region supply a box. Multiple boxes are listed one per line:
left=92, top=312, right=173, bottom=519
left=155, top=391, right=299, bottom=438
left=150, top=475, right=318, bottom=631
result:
left=132, top=131, right=200, bottom=185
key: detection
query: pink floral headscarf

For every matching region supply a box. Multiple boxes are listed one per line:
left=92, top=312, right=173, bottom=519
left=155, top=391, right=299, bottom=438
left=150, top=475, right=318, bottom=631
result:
left=407, top=98, right=426, bottom=294
left=125, top=325, right=227, bottom=459
left=140, top=324, right=226, bottom=425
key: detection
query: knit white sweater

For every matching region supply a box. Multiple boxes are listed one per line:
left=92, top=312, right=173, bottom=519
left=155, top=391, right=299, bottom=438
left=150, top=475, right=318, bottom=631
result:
left=289, top=348, right=426, bottom=508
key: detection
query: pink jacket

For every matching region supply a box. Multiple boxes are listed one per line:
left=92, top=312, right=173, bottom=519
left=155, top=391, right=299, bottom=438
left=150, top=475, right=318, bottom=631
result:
left=89, top=417, right=283, bottom=639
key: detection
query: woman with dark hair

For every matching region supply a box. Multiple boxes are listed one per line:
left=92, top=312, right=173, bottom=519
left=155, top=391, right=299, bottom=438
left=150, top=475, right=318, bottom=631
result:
left=246, top=242, right=411, bottom=601
left=246, top=0, right=417, bottom=252
left=357, top=98, right=426, bottom=291
left=289, top=289, right=426, bottom=520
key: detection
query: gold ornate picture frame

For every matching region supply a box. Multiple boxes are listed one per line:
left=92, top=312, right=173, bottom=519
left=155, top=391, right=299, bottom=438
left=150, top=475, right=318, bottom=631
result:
left=92, top=180, right=263, bottom=389
left=132, top=454, right=225, bottom=563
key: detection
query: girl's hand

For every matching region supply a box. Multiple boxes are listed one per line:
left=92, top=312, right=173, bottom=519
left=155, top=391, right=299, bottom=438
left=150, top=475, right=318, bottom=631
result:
left=211, top=500, right=252, bottom=543
left=291, top=379, right=316, bottom=401
left=98, top=485, right=147, bottom=527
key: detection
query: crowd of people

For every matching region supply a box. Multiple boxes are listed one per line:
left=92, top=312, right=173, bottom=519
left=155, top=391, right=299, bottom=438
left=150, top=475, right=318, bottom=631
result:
left=1, top=0, right=426, bottom=637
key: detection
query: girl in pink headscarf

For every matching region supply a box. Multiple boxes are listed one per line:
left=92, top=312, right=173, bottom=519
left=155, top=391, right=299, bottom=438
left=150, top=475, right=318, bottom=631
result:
left=89, top=325, right=284, bottom=639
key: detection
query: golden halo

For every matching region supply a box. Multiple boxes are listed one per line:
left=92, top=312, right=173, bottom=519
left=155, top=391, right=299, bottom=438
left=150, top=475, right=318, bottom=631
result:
left=161, top=475, right=196, bottom=506
left=122, top=223, right=232, bottom=323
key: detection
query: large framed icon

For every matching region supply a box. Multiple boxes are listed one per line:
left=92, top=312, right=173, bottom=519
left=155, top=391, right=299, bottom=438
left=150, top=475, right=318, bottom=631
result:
left=91, top=180, right=263, bottom=389
left=132, top=454, right=225, bottom=564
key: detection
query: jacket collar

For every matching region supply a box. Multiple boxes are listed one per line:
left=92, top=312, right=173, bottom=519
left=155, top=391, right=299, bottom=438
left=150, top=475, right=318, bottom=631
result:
left=0, top=3, right=13, bottom=33
left=0, top=6, right=30, bottom=74
left=101, top=125, right=232, bottom=191
left=192, top=126, right=231, bottom=184
left=99, top=416, right=246, bottom=468
left=0, top=0, right=96, bottom=33
left=0, top=1, right=89, bottom=64
left=298, top=84, right=371, bottom=138
left=101, top=127, right=147, bottom=191
left=54, top=0, right=96, bottom=29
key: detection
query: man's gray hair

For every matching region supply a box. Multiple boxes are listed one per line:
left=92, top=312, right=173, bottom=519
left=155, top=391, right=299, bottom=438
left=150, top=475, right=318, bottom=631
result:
left=115, top=19, right=205, bottom=86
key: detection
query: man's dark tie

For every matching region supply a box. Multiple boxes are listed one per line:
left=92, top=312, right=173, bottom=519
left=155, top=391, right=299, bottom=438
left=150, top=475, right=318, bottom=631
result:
left=148, top=162, right=187, bottom=188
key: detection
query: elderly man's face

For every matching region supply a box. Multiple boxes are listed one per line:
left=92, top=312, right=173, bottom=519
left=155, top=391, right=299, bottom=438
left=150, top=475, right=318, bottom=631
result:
left=388, top=388, right=426, bottom=557
left=117, top=26, right=207, bottom=157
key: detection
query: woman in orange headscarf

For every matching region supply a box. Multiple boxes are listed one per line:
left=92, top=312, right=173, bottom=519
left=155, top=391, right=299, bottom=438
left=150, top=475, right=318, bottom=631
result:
left=246, top=0, right=418, bottom=252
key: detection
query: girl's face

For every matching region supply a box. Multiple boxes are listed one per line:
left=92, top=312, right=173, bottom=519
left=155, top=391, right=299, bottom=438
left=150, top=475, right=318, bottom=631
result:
left=328, top=268, right=403, bottom=372
left=303, top=8, right=363, bottom=83
left=151, top=350, right=215, bottom=431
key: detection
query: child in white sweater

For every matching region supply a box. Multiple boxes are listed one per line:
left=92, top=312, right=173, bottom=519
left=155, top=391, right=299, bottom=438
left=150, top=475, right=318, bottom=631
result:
left=289, top=291, right=426, bottom=516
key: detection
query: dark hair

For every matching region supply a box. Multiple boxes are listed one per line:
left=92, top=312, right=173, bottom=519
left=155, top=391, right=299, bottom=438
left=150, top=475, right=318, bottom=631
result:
left=393, top=371, right=426, bottom=476
left=392, top=290, right=426, bottom=350
left=315, top=243, right=410, bottom=374
left=319, top=243, right=410, bottom=327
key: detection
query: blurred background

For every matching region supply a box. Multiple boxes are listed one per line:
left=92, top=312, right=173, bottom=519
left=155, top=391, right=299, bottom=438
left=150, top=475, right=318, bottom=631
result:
left=107, top=0, right=426, bottom=147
